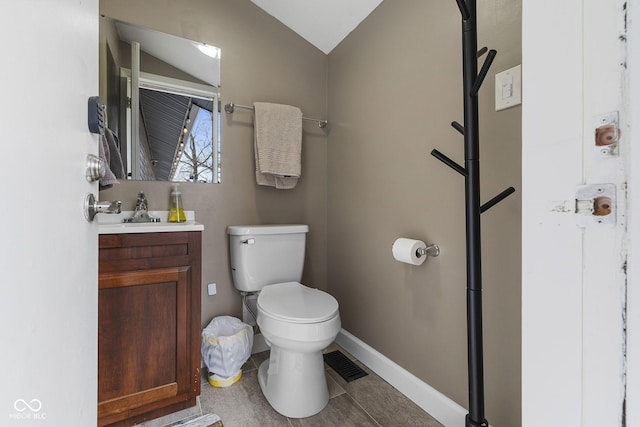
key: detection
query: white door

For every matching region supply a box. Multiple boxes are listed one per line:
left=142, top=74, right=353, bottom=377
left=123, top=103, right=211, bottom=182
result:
left=0, top=1, right=99, bottom=426
left=523, top=0, right=632, bottom=426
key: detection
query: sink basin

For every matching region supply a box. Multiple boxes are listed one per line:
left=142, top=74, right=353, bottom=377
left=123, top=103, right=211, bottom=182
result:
left=98, top=211, right=204, bottom=234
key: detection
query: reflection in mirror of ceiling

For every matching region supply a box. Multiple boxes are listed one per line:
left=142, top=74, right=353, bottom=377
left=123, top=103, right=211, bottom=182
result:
left=115, top=21, right=220, bottom=86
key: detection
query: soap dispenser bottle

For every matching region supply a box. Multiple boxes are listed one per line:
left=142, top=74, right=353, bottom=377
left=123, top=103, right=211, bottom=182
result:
left=168, top=183, right=186, bottom=223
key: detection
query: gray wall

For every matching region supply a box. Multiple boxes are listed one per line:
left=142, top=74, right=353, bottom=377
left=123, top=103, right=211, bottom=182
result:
left=99, top=0, right=329, bottom=327
left=327, top=1, right=521, bottom=426
left=100, top=1, right=521, bottom=425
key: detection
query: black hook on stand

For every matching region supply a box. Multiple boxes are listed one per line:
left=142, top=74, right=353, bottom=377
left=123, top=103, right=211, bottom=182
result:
left=430, top=1, right=515, bottom=426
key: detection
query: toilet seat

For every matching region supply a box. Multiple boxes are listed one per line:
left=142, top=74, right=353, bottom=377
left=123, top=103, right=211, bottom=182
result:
left=257, top=282, right=339, bottom=324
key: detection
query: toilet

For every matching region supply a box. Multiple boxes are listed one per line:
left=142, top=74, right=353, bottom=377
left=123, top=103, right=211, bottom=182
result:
left=227, top=224, right=341, bottom=418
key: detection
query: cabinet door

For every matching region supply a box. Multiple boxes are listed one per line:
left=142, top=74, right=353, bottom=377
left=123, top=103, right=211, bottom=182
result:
left=98, top=267, right=190, bottom=424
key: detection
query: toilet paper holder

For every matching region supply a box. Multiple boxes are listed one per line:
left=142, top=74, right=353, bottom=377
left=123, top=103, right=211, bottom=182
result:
left=416, top=244, right=440, bottom=258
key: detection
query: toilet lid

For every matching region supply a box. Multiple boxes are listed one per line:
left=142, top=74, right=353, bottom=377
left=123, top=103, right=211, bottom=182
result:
left=257, top=282, right=339, bottom=324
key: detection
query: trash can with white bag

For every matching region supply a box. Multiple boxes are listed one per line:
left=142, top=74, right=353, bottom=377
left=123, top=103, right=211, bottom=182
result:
left=202, top=316, right=254, bottom=387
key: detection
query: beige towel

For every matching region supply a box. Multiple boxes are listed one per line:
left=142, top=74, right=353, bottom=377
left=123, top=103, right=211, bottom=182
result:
left=253, top=102, right=302, bottom=189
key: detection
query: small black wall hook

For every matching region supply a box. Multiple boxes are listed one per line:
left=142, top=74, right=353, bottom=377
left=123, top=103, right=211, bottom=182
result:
left=480, top=187, right=516, bottom=213
left=455, top=0, right=471, bottom=20
left=451, top=121, right=465, bottom=135
left=431, top=149, right=467, bottom=176
left=470, top=50, right=497, bottom=97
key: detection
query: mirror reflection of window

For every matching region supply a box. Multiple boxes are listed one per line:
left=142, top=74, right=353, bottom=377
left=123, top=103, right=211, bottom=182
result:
left=124, top=72, right=219, bottom=183
left=172, top=98, right=214, bottom=183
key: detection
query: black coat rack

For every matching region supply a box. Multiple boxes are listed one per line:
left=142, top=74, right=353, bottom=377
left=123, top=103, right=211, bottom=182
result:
left=431, top=1, right=515, bottom=426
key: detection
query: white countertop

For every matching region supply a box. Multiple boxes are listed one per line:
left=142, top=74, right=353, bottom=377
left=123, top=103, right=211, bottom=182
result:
left=98, top=211, right=204, bottom=234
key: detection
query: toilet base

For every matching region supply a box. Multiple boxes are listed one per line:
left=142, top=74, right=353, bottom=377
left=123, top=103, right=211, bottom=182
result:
left=257, top=346, right=329, bottom=418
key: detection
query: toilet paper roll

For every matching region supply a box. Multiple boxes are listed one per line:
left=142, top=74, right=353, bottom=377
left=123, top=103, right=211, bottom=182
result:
left=392, top=238, right=427, bottom=266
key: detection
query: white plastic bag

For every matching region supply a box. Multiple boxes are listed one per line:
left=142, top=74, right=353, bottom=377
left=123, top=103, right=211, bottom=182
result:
left=201, top=316, right=253, bottom=386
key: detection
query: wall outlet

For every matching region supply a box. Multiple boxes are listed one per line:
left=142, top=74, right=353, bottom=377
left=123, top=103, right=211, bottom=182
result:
left=207, top=283, right=217, bottom=296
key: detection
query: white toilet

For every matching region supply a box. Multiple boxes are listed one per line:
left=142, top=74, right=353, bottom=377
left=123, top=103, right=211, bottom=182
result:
left=227, top=224, right=341, bottom=418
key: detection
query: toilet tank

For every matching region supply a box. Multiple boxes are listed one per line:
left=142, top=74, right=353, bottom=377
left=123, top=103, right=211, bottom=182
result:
left=227, top=224, right=309, bottom=292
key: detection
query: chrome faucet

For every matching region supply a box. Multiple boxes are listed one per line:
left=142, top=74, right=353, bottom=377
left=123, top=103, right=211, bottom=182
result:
left=124, top=192, right=160, bottom=223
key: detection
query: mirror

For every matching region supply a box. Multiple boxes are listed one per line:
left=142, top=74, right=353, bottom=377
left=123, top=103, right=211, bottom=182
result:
left=99, top=16, right=221, bottom=183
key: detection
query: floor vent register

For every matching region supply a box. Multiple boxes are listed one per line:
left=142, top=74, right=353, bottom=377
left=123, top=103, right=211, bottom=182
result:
left=323, top=350, right=368, bottom=382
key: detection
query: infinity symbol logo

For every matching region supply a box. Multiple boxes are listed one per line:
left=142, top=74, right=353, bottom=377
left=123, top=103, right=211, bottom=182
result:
left=14, top=399, right=42, bottom=412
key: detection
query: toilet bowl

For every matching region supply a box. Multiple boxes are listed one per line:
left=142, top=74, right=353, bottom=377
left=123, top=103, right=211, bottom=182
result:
left=226, top=225, right=341, bottom=418
left=256, top=281, right=340, bottom=418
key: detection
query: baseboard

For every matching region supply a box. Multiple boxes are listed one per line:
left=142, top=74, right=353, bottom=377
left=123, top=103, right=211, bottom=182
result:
left=336, top=329, right=468, bottom=427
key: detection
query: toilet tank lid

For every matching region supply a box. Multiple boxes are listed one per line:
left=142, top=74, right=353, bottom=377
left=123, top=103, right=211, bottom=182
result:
left=227, top=224, right=309, bottom=236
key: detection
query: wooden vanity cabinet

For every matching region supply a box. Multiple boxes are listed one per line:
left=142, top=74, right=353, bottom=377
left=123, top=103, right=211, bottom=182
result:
left=98, top=231, right=202, bottom=427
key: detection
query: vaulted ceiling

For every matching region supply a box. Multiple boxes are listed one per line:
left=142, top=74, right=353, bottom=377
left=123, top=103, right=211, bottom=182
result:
left=250, top=0, right=384, bottom=54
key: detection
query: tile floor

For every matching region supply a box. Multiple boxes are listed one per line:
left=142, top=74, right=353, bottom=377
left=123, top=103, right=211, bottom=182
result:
left=150, top=343, right=443, bottom=427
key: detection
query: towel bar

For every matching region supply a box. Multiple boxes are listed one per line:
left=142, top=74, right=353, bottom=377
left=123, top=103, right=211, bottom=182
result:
left=224, top=102, right=328, bottom=128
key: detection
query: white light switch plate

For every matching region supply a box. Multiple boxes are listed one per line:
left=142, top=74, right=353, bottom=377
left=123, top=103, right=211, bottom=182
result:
left=495, top=64, right=522, bottom=111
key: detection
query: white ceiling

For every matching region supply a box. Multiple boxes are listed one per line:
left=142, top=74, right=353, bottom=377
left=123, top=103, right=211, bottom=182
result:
left=250, top=0, right=384, bottom=54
